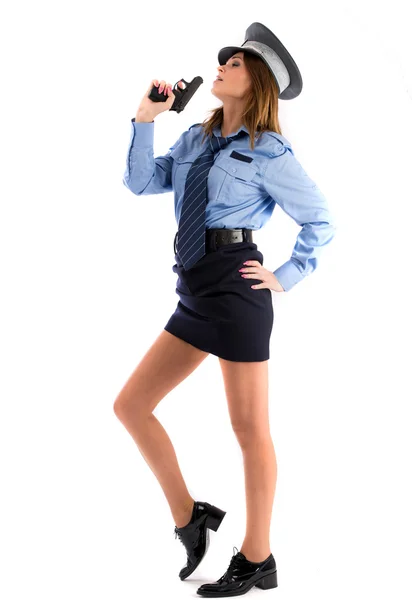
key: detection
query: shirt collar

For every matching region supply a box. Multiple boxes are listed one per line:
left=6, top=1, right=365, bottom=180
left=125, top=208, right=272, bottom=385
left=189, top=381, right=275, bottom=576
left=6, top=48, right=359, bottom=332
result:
left=213, top=124, right=250, bottom=138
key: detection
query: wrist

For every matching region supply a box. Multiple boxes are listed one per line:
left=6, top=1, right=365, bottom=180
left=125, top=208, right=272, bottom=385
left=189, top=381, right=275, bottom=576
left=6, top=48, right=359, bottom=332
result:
left=134, top=110, right=154, bottom=123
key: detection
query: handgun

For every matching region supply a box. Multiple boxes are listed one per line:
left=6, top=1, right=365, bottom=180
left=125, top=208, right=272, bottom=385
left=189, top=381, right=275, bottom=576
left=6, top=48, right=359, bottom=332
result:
left=148, top=76, right=203, bottom=113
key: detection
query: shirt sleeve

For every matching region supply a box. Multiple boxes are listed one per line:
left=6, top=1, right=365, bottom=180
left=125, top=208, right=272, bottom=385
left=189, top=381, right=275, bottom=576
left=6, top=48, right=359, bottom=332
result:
left=122, top=118, right=185, bottom=196
left=262, top=145, right=337, bottom=292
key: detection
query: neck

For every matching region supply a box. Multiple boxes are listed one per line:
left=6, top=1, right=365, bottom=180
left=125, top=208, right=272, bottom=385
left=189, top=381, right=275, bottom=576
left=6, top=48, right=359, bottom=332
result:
left=220, top=102, right=245, bottom=138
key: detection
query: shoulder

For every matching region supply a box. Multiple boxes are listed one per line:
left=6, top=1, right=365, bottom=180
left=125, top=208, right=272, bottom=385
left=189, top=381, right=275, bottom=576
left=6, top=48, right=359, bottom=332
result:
left=185, top=122, right=206, bottom=147
left=168, top=123, right=203, bottom=156
left=262, top=134, right=320, bottom=189
left=258, top=131, right=294, bottom=157
left=189, top=123, right=203, bottom=131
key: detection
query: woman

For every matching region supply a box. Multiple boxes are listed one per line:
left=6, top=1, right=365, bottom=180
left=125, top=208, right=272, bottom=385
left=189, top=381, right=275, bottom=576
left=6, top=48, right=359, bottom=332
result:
left=117, top=22, right=336, bottom=597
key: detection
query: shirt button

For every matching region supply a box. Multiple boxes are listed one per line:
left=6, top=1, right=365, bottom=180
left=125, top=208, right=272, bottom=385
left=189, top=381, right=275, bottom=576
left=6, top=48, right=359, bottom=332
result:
left=178, top=157, right=183, bottom=161
left=231, top=168, right=236, bottom=172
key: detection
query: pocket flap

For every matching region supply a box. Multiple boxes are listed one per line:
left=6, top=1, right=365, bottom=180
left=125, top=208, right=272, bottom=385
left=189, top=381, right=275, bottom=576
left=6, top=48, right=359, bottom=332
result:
left=170, top=148, right=200, bottom=164
left=215, top=156, right=257, bottom=181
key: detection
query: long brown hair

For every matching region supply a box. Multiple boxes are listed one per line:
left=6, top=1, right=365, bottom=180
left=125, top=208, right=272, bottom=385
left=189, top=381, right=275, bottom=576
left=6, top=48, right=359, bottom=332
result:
left=199, top=52, right=283, bottom=152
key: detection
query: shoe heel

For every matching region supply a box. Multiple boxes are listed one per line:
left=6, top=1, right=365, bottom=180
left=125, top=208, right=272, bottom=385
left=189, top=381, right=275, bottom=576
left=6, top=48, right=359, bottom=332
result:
left=255, top=571, right=278, bottom=590
left=205, top=504, right=226, bottom=532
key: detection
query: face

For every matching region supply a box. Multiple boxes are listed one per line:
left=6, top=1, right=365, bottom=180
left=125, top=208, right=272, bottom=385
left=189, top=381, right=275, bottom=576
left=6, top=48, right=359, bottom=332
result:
left=212, top=51, right=251, bottom=99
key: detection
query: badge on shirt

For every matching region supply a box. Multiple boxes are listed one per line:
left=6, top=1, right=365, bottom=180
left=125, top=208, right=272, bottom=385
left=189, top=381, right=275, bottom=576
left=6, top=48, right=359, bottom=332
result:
left=230, top=150, right=253, bottom=163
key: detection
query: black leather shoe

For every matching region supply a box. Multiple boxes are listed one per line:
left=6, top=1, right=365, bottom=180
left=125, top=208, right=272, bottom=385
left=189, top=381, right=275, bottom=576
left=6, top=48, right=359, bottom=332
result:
left=196, top=546, right=278, bottom=597
left=174, top=500, right=227, bottom=580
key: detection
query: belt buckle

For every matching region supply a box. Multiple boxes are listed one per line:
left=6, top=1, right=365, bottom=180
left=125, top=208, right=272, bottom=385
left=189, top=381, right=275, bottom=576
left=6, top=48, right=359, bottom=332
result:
left=216, top=228, right=244, bottom=248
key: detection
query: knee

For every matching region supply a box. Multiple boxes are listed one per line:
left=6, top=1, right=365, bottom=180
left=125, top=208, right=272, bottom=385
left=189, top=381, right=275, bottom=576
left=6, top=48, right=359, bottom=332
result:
left=113, top=394, right=128, bottom=419
left=231, top=421, right=265, bottom=447
left=113, top=393, right=143, bottom=420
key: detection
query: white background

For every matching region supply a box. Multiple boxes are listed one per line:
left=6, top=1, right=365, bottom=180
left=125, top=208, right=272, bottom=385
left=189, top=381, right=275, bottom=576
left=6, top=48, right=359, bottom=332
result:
left=1, top=1, right=411, bottom=599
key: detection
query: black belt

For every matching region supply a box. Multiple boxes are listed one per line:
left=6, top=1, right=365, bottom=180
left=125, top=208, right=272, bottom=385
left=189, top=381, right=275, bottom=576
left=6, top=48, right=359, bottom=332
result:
left=174, top=228, right=254, bottom=255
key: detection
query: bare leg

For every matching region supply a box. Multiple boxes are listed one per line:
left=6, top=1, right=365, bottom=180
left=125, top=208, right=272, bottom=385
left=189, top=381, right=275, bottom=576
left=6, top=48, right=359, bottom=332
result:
left=218, top=358, right=277, bottom=562
left=240, top=434, right=277, bottom=561
left=114, top=330, right=209, bottom=527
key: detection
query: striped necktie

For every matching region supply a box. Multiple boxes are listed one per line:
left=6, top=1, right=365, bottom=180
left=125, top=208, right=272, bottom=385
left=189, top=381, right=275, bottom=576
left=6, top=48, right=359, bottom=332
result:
left=176, top=129, right=249, bottom=270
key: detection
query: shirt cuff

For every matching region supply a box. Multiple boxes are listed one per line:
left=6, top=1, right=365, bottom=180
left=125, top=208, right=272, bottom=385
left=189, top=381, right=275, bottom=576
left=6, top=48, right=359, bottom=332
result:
left=273, top=260, right=306, bottom=292
left=129, top=118, right=155, bottom=148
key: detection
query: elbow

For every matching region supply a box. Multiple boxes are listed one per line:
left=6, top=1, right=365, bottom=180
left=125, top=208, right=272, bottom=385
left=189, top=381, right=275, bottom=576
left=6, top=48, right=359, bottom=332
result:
left=327, top=219, right=338, bottom=241
left=122, top=176, right=145, bottom=196
left=311, top=219, right=337, bottom=242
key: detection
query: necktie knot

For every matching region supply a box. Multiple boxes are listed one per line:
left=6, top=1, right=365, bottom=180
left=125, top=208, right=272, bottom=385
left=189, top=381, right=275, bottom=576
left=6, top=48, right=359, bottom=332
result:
left=209, top=129, right=248, bottom=154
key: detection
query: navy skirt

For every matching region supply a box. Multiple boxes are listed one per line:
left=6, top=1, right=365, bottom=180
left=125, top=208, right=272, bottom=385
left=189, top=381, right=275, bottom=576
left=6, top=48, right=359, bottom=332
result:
left=164, top=231, right=274, bottom=362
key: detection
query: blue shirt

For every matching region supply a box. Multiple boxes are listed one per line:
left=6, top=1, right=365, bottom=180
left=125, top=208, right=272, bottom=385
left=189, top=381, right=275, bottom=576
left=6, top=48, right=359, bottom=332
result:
left=123, top=119, right=336, bottom=292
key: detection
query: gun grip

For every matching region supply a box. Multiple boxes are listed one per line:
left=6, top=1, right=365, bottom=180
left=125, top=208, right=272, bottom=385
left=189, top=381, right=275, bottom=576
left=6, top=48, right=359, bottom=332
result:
left=147, top=77, right=203, bottom=113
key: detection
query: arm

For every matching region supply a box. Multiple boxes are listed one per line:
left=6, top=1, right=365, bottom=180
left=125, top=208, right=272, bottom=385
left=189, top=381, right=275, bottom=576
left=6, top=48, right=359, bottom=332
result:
left=122, top=118, right=185, bottom=196
left=262, top=145, right=337, bottom=292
